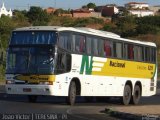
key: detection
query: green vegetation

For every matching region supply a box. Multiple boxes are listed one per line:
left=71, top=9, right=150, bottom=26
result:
left=0, top=6, right=160, bottom=82
left=82, top=2, right=96, bottom=9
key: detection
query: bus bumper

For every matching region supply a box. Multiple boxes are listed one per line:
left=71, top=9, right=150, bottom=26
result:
left=5, top=84, right=55, bottom=96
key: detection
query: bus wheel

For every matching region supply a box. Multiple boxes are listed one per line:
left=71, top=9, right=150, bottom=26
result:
left=121, top=85, right=132, bottom=105
left=131, top=85, right=141, bottom=105
left=68, top=81, right=76, bottom=106
left=28, top=95, right=37, bottom=103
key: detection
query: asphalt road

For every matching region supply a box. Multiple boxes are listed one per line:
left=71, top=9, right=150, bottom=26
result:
left=0, top=81, right=159, bottom=120
left=0, top=93, right=160, bottom=120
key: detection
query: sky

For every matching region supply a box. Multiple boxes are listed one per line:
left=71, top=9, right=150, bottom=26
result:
left=1, top=0, right=160, bottom=10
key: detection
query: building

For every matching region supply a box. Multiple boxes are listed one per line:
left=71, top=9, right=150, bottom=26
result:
left=58, top=13, right=72, bottom=17
left=71, top=9, right=91, bottom=18
left=45, top=7, right=56, bottom=14
left=95, top=5, right=119, bottom=17
left=0, top=2, right=12, bottom=17
left=125, top=2, right=149, bottom=9
left=149, top=6, right=160, bottom=14
left=102, top=6, right=119, bottom=17
left=128, top=10, right=154, bottom=17
left=125, top=2, right=154, bottom=17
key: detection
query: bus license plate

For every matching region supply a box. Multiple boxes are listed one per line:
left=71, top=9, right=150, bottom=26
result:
left=23, top=88, right=31, bottom=92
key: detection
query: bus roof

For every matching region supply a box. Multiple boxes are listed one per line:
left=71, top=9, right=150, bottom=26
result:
left=14, top=26, right=156, bottom=47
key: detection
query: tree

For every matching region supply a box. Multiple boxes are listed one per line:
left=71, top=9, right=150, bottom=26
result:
left=114, top=16, right=137, bottom=37
left=13, top=10, right=30, bottom=27
left=87, top=3, right=96, bottom=9
left=27, top=6, right=50, bottom=26
left=82, top=5, right=88, bottom=9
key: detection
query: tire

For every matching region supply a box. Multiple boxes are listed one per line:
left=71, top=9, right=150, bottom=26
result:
left=28, top=95, right=37, bottom=103
left=121, top=84, right=132, bottom=105
left=131, top=85, right=141, bottom=105
left=68, top=81, right=76, bottom=106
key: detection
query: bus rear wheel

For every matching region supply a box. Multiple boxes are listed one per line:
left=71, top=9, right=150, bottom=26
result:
left=121, top=84, right=132, bottom=105
left=67, top=81, right=76, bottom=106
left=28, top=95, right=37, bottom=103
left=131, top=85, right=141, bottom=105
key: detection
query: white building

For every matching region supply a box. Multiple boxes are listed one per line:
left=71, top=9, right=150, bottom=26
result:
left=128, top=10, right=154, bottom=17
left=0, top=2, right=12, bottom=17
left=125, top=2, right=149, bottom=9
left=125, top=2, right=154, bottom=17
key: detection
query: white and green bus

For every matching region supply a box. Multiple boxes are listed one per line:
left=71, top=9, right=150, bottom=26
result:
left=5, top=26, right=157, bottom=105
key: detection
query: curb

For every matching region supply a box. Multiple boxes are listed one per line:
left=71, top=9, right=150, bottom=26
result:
left=105, top=108, right=160, bottom=120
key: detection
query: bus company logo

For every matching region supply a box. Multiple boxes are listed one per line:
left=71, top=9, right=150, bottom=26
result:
left=109, top=61, right=125, bottom=68
left=80, top=55, right=93, bottom=75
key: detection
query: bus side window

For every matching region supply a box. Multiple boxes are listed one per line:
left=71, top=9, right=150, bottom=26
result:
left=98, top=39, right=104, bottom=56
left=86, top=37, right=92, bottom=55
left=145, top=47, right=150, bottom=62
left=150, top=48, right=156, bottom=63
left=124, top=44, right=128, bottom=59
left=55, top=51, right=71, bottom=74
left=59, top=32, right=71, bottom=51
left=116, top=42, right=123, bottom=59
left=73, top=34, right=85, bottom=53
left=92, top=38, right=98, bottom=56
left=79, top=36, right=85, bottom=53
left=104, top=40, right=112, bottom=57
left=134, top=46, right=143, bottom=61
left=128, top=44, right=134, bottom=60
left=55, top=51, right=65, bottom=73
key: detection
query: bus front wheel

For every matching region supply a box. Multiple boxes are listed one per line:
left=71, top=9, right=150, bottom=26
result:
left=131, top=85, right=141, bottom=105
left=67, top=81, right=76, bottom=106
left=121, top=84, right=132, bottom=105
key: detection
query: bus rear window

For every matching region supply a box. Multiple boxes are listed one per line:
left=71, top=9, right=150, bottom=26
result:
left=10, top=31, right=57, bottom=45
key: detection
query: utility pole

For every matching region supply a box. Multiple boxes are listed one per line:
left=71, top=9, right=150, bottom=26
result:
left=54, top=0, right=56, bottom=8
left=27, top=4, right=30, bottom=11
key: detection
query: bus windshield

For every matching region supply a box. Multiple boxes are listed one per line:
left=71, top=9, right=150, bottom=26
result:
left=6, top=47, right=55, bottom=74
left=10, top=31, right=57, bottom=45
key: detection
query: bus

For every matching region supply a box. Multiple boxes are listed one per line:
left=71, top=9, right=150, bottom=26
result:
left=5, top=26, right=157, bottom=105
